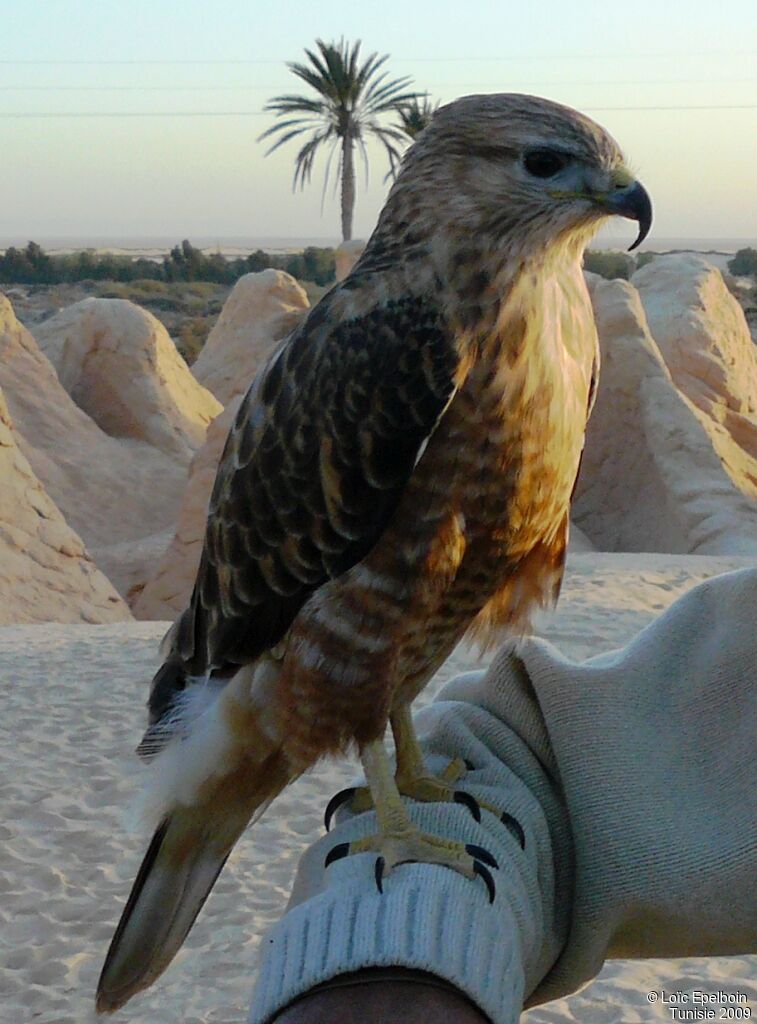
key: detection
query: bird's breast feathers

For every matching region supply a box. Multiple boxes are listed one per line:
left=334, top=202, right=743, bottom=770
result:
left=450, top=257, right=598, bottom=540
left=426, top=258, right=598, bottom=645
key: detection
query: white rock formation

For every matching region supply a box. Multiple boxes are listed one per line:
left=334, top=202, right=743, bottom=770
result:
left=192, top=270, right=309, bottom=405
left=633, top=255, right=756, bottom=500
left=0, top=385, right=130, bottom=624
left=574, top=277, right=757, bottom=556
left=334, top=239, right=366, bottom=281
left=0, top=294, right=189, bottom=601
left=133, top=399, right=242, bottom=619
left=35, top=297, right=221, bottom=463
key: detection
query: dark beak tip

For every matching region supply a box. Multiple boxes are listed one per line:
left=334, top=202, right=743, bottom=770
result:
left=622, top=181, right=653, bottom=252
left=627, top=226, right=647, bottom=252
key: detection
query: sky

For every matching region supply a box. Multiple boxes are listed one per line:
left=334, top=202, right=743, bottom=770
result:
left=1, top=0, right=756, bottom=246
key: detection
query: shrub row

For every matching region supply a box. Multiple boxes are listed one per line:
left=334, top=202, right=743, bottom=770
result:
left=0, top=239, right=336, bottom=287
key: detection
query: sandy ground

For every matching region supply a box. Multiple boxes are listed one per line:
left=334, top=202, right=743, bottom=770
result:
left=1, top=552, right=755, bottom=1024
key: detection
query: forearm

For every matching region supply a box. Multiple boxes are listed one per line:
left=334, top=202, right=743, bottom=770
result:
left=272, top=968, right=492, bottom=1024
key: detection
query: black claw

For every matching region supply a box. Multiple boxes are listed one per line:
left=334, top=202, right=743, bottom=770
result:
left=473, top=860, right=496, bottom=903
left=324, top=842, right=350, bottom=868
left=374, top=856, right=385, bottom=894
left=501, top=812, right=526, bottom=849
left=453, top=790, right=482, bottom=823
left=465, top=844, right=499, bottom=870
left=324, top=787, right=357, bottom=832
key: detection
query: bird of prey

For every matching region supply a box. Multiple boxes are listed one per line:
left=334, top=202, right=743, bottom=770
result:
left=96, top=93, right=651, bottom=1012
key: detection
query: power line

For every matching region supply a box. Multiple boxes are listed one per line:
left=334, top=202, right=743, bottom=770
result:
left=1, top=78, right=756, bottom=91
left=0, top=59, right=286, bottom=65
left=0, top=51, right=755, bottom=65
left=588, top=104, right=757, bottom=111
left=0, top=105, right=755, bottom=119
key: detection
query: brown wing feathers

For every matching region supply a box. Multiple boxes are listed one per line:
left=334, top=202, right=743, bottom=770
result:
left=147, top=291, right=458, bottom=729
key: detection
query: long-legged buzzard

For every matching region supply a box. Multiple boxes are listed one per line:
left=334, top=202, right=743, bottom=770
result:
left=97, top=93, right=651, bottom=1012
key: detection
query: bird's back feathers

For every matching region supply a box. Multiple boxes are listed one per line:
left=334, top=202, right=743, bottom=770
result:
left=148, top=285, right=460, bottom=731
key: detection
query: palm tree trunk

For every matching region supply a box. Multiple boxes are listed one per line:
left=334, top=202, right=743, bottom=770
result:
left=340, top=133, right=355, bottom=241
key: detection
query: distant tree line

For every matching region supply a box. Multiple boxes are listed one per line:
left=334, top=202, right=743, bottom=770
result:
left=12, top=239, right=750, bottom=291
left=0, top=239, right=336, bottom=287
left=728, top=248, right=757, bottom=278
left=583, top=248, right=657, bottom=281
left=585, top=247, right=757, bottom=283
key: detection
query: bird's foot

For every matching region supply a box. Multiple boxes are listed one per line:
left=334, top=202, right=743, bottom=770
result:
left=325, top=826, right=498, bottom=902
left=324, top=759, right=525, bottom=848
left=324, top=757, right=474, bottom=828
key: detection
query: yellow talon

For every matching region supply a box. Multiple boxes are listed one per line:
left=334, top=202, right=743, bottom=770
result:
left=324, top=736, right=499, bottom=902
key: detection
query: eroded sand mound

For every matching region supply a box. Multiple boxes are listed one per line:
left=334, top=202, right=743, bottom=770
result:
left=0, top=294, right=188, bottom=600
left=192, top=270, right=309, bottom=405
left=3, top=254, right=756, bottom=622
left=334, top=239, right=366, bottom=281
left=35, top=297, right=221, bottom=463
left=633, top=254, right=757, bottom=498
left=0, top=386, right=129, bottom=624
left=133, top=398, right=242, bottom=619
left=575, top=275, right=757, bottom=556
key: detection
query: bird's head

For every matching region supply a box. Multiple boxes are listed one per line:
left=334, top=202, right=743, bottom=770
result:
left=383, top=93, right=651, bottom=272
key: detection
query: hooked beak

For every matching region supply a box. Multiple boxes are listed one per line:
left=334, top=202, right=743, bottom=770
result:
left=550, top=168, right=653, bottom=251
left=594, top=172, right=653, bottom=251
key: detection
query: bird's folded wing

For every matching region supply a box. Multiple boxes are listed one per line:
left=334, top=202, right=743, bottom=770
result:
left=150, top=288, right=461, bottom=725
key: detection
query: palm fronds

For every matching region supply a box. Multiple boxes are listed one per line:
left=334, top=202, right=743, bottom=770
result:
left=259, top=38, right=422, bottom=238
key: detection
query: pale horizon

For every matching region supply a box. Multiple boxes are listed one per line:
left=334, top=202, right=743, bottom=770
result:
left=1, top=0, right=756, bottom=246
left=2, top=234, right=756, bottom=255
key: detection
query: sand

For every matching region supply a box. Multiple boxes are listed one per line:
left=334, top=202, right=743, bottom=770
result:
left=1, top=552, right=755, bottom=1023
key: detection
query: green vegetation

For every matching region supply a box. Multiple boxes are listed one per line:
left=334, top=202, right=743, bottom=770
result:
left=0, top=239, right=336, bottom=287
left=0, top=241, right=336, bottom=366
left=177, top=315, right=218, bottom=365
left=393, top=95, right=439, bottom=141
left=583, top=249, right=636, bottom=280
left=728, top=247, right=757, bottom=277
left=634, top=251, right=657, bottom=270
left=386, top=96, right=440, bottom=179
left=259, top=38, right=419, bottom=240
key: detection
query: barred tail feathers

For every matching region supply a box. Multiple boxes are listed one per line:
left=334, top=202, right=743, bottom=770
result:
left=97, top=660, right=291, bottom=1014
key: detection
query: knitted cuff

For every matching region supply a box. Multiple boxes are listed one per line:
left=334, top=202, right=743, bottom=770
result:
left=249, top=869, right=525, bottom=1024
left=248, top=797, right=538, bottom=1024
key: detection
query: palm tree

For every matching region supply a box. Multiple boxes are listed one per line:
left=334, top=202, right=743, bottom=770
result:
left=394, top=95, right=440, bottom=141
left=259, top=38, right=419, bottom=241
left=386, top=95, right=440, bottom=179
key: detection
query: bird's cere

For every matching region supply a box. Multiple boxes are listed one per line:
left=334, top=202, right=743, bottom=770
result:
left=547, top=162, right=652, bottom=251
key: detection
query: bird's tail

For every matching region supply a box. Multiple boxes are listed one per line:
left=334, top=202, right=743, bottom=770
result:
left=96, top=661, right=292, bottom=1014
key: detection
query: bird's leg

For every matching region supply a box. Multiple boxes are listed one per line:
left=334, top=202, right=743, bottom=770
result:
left=393, top=707, right=526, bottom=847
left=323, top=705, right=475, bottom=827
left=324, top=706, right=526, bottom=849
left=392, top=704, right=473, bottom=797
left=325, top=738, right=498, bottom=901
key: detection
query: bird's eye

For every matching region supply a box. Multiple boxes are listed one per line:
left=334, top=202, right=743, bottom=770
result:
left=523, top=148, right=568, bottom=178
